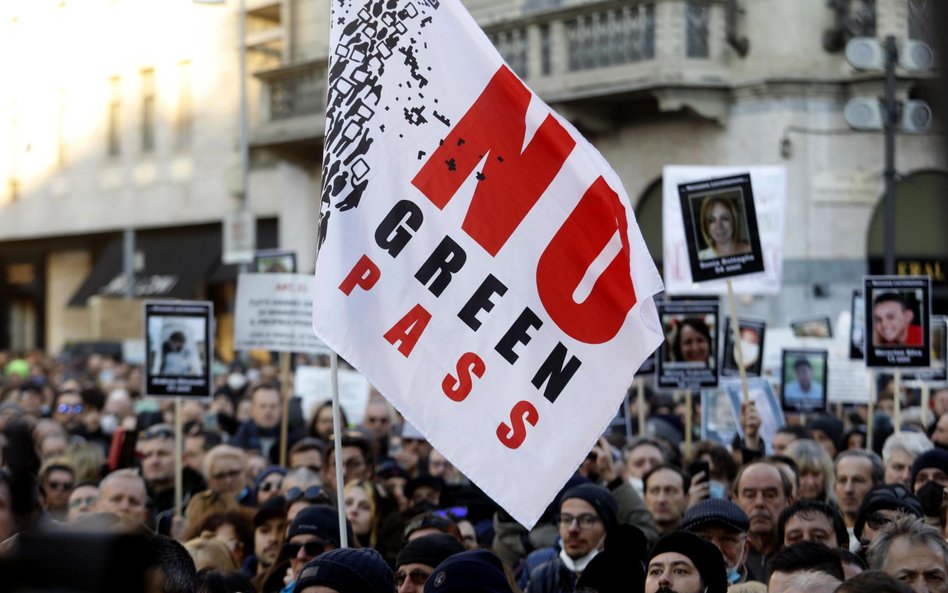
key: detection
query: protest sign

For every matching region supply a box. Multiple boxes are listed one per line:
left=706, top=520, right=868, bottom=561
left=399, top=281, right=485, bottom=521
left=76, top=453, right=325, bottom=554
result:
left=678, top=173, right=765, bottom=283
left=663, top=166, right=786, bottom=295
left=722, top=318, right=765, bottom=378
left=144, top=301, right=213, bottom=398
left=790, top=315, right=833, bottom=338
left=865, top=276, right=932, bottom=368
left=723, top=378, right=783, bottom=454
left=311, top=0, right=664, bottom=527
left=780, top=348, right=828, bottom=413
left=295, top=365, right=372, bottom=427
left=234, top=273, right=330, bottom=355
left=656, top=301, right=719, bottom=389
left=828, top=358, right=872, bottom=404
left=850, top=289, right=866, bottom=360
left=254, top=249, right=298, bottom=274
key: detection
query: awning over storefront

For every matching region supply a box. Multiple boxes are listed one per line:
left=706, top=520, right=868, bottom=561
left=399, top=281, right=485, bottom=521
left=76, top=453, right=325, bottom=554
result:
left=68, top=229, right=220, bottom=307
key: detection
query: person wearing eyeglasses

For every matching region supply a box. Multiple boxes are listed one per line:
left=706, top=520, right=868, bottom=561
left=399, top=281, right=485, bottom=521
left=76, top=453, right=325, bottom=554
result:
left=66, top=481, right=100, bottom=522
left=681, top=498, right=757, bottom=585
left=853, top=484, right=924, bottom=553
left=38, top=461, right=75, bottom=521
left=394, top=533, right=464, bottom=593
left=278, top=505, right=354, bottom=593
left=51, top=389, right=84, bottom=434
left=526, top=483, right=617, bottom=593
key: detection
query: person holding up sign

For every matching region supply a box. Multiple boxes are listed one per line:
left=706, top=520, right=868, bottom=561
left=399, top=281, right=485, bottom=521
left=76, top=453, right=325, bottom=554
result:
left=698, top=196, right=752, bottom=261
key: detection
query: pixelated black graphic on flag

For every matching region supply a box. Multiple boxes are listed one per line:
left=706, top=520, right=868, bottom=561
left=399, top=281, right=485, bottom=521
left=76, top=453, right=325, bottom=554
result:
left=318, top=0, right=445, bottom=251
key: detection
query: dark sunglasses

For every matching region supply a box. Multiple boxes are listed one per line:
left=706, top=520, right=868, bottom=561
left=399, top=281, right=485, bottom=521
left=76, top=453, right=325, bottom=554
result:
left=141, top=425, right=174, bottom=441
left=283, top=540, right=326, bottom=558
left=867, top=511, right=895, bottom=530
left=286, top=485, right=330, bottom=505
left=433, top=506, right=469, bottom=520
left=56, top=403, right=83, bottom=414
left=395, top=568, right=432, bottom=587
left=258, top=480, right=284, bottom=493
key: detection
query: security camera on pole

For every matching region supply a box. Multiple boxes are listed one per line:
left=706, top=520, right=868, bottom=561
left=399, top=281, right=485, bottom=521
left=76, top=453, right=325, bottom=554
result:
left=843, top=36, right=934, bottom=275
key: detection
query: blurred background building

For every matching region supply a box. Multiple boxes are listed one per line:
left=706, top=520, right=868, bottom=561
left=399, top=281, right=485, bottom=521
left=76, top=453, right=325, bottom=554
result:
left=0, top=0, right=943, bottom=358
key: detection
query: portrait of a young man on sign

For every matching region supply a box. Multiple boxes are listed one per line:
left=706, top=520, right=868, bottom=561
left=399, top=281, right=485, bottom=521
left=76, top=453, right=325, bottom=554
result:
left=780, top=349, right=828, bottom=414
left=864, top=276, right=931, bottom=368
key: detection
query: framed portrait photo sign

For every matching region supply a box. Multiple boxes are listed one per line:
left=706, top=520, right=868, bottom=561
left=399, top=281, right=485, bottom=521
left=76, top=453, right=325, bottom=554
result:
left=864, top=276, right=932, bottom=368
left=144, top=301, right=214, bottom=398
left=678, top=173, right=765, bottom=283
left=657, top=301, right=720, bottom=390
left=780, top=348, right=828, bottom=414
left=722, top=317, right=766, bottom=378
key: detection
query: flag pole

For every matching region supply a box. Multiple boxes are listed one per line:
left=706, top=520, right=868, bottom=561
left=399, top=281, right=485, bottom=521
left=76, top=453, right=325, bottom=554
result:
left=893, top=369, right=902, bottom=433
left=330, top=350, right=348, bottom=548
left=866, top=370, right=875, bottom=451
left=921, top=382, right=931, bottom=428
left=279, top=352, right=291, bottom=467
left=684, top=388, right=693, bottom=459
left=637, top=378, right=647, bottom=437
left=623, top=381, right=635, bottom=443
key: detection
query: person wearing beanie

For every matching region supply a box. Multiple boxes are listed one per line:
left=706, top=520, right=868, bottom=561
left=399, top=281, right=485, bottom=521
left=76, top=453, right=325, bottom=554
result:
left=294, top=547, right=394, bottom=593
left=852, top=483, right=923, bottom=550
left=245, top=495, right=288, bottom=579
left=910, top=447, right=948, bottom=493
left=424, top=549, right=513, bottom=593
left=645, top=531, right=728, bottom=593
left=281, top=505, right=354, bottom=593
left=525, top=483, right=618, bottom=593
left=680, top=498, right=758, bottom=585
left=808, top=415, right=844, bottom=459
left=395, top=533, right=465, bottom=593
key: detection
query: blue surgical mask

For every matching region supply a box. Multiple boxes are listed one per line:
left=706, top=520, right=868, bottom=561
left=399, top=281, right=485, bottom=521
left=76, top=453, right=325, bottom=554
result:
left=727, top=566, right=741, bottom=583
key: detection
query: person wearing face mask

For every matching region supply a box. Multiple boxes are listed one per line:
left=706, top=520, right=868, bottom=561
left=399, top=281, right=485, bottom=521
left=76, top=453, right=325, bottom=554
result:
left=681, top=498, right=760, bottom=585
left=645, top=531, right=728, bottom=593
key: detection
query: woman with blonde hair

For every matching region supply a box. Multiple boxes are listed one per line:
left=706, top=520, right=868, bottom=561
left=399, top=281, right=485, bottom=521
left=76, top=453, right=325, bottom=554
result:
left=698, top=195, right=751, bottom=259
left=343, top=479, right=378, bottom=548
left=786, top=438, right=836, bottom=503
left=184, top=535, right=239, bottom=572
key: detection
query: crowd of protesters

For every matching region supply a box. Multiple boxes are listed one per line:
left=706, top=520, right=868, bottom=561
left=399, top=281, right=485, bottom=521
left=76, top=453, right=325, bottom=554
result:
left=2, top=348, right=948, bottom=593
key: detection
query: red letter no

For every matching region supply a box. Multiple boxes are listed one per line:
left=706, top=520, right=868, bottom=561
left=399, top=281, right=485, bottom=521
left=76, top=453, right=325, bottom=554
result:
left=411, top=66, right=575, bottom=256
left=536, top=177, right=637, bottom=344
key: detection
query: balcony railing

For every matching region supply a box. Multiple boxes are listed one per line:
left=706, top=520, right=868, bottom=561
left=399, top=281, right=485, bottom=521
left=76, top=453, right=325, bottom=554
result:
left=251, top=0, right=727, bottom=142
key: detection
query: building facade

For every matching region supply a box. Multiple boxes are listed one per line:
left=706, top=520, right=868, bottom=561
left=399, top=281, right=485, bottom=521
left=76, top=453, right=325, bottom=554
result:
left=0, top=0, right=943, bottom=357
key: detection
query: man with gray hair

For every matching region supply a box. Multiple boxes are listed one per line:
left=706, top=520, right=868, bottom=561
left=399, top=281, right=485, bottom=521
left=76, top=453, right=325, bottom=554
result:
left=834, top=449, right=884, bottom=538
left=868, top=515, right=948, bottom=593
left=768, top=570, right=841, bottom=593
left=883, top=432, right=933, bottom=489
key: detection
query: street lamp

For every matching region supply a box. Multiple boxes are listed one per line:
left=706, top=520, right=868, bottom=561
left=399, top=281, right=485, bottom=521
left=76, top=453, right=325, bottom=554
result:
left=844, top=36, right=934, bottom=275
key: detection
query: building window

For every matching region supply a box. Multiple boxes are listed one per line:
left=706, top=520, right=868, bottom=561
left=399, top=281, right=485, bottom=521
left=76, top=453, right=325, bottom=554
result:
left=107, top=76, right=121, bottom=157
left=686, top=0, right=710, bottom=58
left=566, top=4, right=654, bottom=71
left=908, top=0, right=934, bottom=48
left=540, top=24, right=551, bottom=76
left=175, top=61, right=193, bottom=150
left=490, top=28, right=529, bottom=79
left=140, top=68, right=155, bottom=153
left=57, top=88, right=67, bottom=168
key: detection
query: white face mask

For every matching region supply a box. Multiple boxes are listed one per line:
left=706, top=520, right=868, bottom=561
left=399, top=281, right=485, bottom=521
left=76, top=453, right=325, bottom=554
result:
left=227, top=372, right=247, bottom=391
left=100, top=413, right=119, bottom=435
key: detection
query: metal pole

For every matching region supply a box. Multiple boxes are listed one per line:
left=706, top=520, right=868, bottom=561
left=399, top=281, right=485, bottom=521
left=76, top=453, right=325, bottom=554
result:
left=330, top=351, right=348, bottom=548
left=123, top=229, right=135, bottom=299
left=883, top=35, right=897, bottom=275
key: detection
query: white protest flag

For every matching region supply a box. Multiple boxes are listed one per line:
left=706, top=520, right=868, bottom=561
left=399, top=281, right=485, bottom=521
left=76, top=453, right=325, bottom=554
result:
left=313, top=0, right=664, bottom=527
